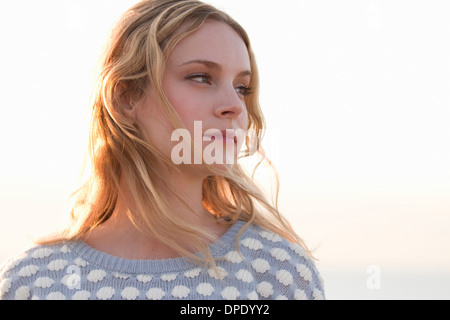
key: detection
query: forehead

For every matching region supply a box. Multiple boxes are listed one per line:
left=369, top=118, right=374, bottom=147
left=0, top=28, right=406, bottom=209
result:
left=167, top=20, right=250, bottom=70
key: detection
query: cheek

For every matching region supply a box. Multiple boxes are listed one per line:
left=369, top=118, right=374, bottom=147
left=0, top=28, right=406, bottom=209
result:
left=239, top=108, right=250, bottom=130
left=165, top=92, right=208, bottom=132
left=135, top=99, right=175, bottom=155
left=163, top=81, right=200, bottom=124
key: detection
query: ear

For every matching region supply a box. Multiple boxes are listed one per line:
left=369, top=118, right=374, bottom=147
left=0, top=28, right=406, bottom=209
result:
left=117, top=83, right=138, bottom=121
left=122, top=101, right=137, bottom=121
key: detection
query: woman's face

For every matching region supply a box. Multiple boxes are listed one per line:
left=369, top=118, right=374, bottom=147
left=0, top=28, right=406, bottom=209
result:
left=134, top=20, right=251, bottom=172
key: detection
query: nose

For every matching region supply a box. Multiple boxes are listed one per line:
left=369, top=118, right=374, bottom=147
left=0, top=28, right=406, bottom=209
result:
left=214, top=86, right=246, bottom=120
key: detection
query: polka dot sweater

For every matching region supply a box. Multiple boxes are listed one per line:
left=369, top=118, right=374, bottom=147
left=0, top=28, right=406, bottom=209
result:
left=0, top=221, right=325, bottom=300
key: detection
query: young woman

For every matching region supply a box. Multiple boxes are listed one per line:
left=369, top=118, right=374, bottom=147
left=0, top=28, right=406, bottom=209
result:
left=0, top=0, right=324, bottom=300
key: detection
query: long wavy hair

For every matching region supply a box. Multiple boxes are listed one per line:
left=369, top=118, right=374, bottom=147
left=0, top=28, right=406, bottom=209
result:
left=40, top=0, right=313, bottom=266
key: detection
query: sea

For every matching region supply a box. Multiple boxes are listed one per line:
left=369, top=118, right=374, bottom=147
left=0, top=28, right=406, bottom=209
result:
left=320, top=268, right=450, bottom=300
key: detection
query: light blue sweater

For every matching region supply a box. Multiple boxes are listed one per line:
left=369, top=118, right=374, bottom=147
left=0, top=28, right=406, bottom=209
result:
left=0, top=221, right=325, bottom=300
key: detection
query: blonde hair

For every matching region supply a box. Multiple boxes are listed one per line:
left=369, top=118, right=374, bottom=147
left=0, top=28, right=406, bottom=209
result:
left=40, top=0, right=313, bottom=265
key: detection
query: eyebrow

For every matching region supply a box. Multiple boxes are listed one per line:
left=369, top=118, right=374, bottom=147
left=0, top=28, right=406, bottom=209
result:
left=179, top=59, right=252, bottom=78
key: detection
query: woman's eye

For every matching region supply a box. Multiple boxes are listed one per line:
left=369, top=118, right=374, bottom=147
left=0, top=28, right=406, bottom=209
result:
left=186, top=73, right=211, bottom=84
left=236, top=85, right=253, bottom=97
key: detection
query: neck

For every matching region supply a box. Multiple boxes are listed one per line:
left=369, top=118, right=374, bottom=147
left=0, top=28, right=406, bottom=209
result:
left=83, top=166, right=229, bottom=260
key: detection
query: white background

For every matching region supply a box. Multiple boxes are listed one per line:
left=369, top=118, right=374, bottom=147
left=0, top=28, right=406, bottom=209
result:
left=0, top=0, right=449, bottom=299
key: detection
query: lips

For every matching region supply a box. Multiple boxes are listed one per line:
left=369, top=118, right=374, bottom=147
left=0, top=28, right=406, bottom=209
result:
left=204, top=129, right=237, bottom=144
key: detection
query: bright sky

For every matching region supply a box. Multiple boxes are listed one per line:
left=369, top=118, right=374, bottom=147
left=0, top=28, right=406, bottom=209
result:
left=0, top=0, right=449, bottom=283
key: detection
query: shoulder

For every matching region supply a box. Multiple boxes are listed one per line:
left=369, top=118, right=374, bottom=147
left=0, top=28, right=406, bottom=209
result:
left=0, top=242, right=77, bottom=300
left=235, top=223, right=325, bottom=300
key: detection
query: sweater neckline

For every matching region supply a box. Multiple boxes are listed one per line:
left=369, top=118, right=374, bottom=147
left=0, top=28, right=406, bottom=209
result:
left=69, top=220, right=246, bottom=274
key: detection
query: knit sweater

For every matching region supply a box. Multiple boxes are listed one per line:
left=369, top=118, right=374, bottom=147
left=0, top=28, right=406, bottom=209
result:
left=0, top=221, right=325, bottom=300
